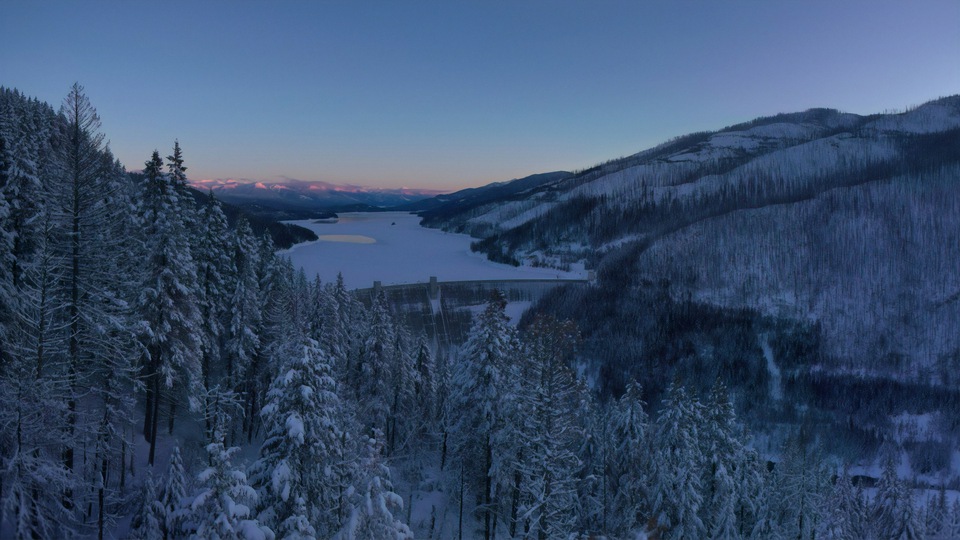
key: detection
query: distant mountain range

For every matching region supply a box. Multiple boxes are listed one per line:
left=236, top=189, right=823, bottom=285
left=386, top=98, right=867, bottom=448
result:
left=191, top=178, right=447, bottom=219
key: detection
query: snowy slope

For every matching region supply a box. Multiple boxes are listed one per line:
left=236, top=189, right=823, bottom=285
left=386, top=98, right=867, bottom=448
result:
left=423, top=94, right=960, bottom=376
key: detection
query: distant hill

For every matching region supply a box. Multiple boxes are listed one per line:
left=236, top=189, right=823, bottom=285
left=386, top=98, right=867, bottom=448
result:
left=132, top=173, right=318, bottom=248
left=401, top=171, right=572, bottom=227
left=192, top=178, right=444, bottom=220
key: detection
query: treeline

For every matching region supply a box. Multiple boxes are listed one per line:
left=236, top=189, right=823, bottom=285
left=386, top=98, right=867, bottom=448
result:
left=0, top=84, right=413, bottom=538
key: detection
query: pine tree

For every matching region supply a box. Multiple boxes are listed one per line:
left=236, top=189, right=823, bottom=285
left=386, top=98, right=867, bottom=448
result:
left=945, top=498, right=960, bottom=539
left=448, top=290, right=518, bottom=540
left=873, top=456, right=921, bottom=539
left=574, top=401, right=607, bottom=536
left=226, top=218, right=263, bottom=441
left=88, top=151, right=141, bottom=540
left=357, top=290, right=395, bottom=435
left=160, top=446, right=188, bottom=539
left=924, top=484, right=947, bottom=540
left=137, top=149, right=202, bottom=466
left=0, top=366, right=71, bottom=539
left=386, top=321, right=417, bottom=455
left=195, top=191, right=235, bottom=433
left=0, top=88, right=75, bottom=539
left=51, top=84, right=143, bottom=520
left=817, top=470, right=864, bottom=540
left=515, top=315, right=583, bottom=540
left=412, top=334, right=437, bottom=427
left=775, top=435, right=828, bottom=540
left=191, top=422, right=272, bottom=539
left=650, top=382, right=706, bottom=539
left=873, top=456, right=903, bottom=537
left=700, top=381, right=754, bottom=539
left=129, top=475, right=165, bottom=540
left=322, top=273, right=354, bottom=379
left=608, top=381, right=649, bottom=537
left=250, top=338, right=348, bottom=538
left=335, top=430, right=413, bottom=540
left=750, top=465, right=787, bottom=540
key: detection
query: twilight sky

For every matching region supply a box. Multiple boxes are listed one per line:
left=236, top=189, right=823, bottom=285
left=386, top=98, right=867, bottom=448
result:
left=2, top=1, right=958, bottom=191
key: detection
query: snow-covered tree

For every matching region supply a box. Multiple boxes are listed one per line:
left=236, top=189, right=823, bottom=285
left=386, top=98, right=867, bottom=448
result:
left=356, top=290, right=394, bottom=435
left=0, top=368, right=71, bottom=538
left=817, top=470, right=865, bottom=540
left=650, top=382, right=706, bottom=539
left=872, top=456, right=921, bottom=539
left=137, top=148, right=203, bottom=465
left=448, top=290, right=518, bottom=540
left=514, top=315, right=583, bottom=540
left=250, top=338, right=348, bottom=538
left=386, top=322, right=417, bottom=455
left=944, top=498, right=960, bottom=539
left=924, top=484, right=948, bottom=540
left=412, top=334, right=436, bottom=426
left=608, top=381, right=650, bottom=537
left=754, top=435, right=828, bottom=540
left=335, top=430, right=412, bottom=540
left=194, top=191, right=235, bottom=431
left=574, top=400, right=607, bottom=536
left=191, top=423, right=273, bottom=540
left=699, top=381, right=759, bottom=539
left=160, top=446, right=188, bottom=539
left=129, top=475, right=165, bottom=540
left=323, top=273, right=356, bottom=380
left=225, top=217, right=261, bottom=400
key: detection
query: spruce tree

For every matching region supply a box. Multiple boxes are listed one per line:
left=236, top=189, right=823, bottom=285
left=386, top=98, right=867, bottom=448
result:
left=136, top=149, right=202, bottom=466
left=335, top=430, right=413, bottom=540
left=818, top=470, right=864, bottom=540
left=191, top=422, right=271, bottom=539
left=448, top=290, right=518, bottom=540
left=515, top=315, right=583, bottom=540
left=608, top=381, right=650, bottom=536
left=160, top=446, right=188, bottom=539
left=195, top=191, right=235, bottom=433
left=250, top=338, right=348, bottom=538
left=129, top=475, right=164, bottom=540
left=650, top=383, right=706, bottom=539
left=357, top=290, right=395, bottom=434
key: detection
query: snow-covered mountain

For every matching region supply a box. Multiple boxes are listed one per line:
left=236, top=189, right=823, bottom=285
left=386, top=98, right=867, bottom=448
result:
left=421, top=95, right=960, bottom=411
left=192, top=177, right=446, bottom=219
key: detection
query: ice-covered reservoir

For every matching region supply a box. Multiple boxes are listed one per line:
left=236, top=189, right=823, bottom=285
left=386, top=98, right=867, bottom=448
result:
left=280, top=212, right=585, bottom=290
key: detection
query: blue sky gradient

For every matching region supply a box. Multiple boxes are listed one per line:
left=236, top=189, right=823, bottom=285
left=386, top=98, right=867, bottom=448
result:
left=2, top=0, right=958, bottom=190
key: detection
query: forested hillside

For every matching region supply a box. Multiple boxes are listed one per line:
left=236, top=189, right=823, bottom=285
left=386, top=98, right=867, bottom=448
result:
left=3, top=85, right=958, bottom=539
left=417, top=96, right=960, bottom=535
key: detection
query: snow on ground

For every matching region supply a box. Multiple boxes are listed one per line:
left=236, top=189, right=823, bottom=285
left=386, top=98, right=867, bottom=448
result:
left=760, top=334, right=783, bottom=402
left=280, top=212, right=586, bottom=289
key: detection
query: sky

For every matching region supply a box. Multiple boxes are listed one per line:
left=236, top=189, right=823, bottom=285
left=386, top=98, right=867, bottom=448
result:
left=2, top=1, right=959, bottom=191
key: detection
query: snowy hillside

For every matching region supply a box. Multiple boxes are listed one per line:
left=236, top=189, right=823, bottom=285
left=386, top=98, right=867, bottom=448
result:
left=421, top=96, right=960, bottom=486
left=422, top=96, right=960, bottom=371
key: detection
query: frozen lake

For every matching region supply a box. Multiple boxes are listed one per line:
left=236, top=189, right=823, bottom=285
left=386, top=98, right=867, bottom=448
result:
left=280, top=212, right=585, bottom=289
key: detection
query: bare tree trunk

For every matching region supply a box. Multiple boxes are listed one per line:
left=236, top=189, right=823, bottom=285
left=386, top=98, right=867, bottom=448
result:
left=458, top=465, right=465, bottom=540
left=148, top=377, right=161, bottom=466
left=484, top=440, right=492, bottom=540
left=168, top=400, right=176, bottom=435
left=143, top=378, right=154, bottom=441
left=97, top=457, right=107, bottom=540
left=510, top=448, right=522, bottom=538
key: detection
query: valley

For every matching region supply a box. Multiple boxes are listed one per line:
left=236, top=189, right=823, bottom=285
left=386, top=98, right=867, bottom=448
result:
left=3, top=83, right=960, bottom=538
